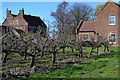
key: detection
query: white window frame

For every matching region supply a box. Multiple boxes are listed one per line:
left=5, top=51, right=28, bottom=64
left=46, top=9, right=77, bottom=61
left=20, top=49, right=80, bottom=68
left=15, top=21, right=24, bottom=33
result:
left=15, top=20, right=18, bottom=24
left=82, top=34, right=90, bottom=41
left=108, top=16, right=116, bottom=25
left=108, top=33, right=116, bottom=44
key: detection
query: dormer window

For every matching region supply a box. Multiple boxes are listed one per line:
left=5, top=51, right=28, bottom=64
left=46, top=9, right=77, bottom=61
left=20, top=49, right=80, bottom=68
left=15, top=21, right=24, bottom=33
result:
left=10, top=20, right=14, bottom=24
left=109, top=16, right=116, bottom=25
left=15, top=20, right=18, bottom=24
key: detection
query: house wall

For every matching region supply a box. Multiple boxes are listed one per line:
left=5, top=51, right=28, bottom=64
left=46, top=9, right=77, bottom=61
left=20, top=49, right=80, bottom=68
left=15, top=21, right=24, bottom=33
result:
left=76, top=32, right=95, bottom=41
left=2, top=10, right=28, bottom=32
left=118, top=6, right=120, bottom=46
left=95, top=2, right=119, bottom=46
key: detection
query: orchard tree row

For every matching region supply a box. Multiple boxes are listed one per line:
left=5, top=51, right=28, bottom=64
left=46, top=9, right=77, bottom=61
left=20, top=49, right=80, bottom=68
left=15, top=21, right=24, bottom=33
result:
left=2, top=26, right=110, bottom=68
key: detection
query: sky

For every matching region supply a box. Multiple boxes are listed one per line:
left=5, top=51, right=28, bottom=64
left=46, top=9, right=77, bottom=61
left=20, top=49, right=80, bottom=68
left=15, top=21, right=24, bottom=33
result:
left=0, top=0, right=119, bottom=25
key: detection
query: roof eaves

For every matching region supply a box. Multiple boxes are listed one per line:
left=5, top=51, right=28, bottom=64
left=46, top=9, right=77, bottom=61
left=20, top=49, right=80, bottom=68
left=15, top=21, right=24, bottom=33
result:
left=94, top=2, right=108, bottom=16
left=79, top=31, right=95, bottom=32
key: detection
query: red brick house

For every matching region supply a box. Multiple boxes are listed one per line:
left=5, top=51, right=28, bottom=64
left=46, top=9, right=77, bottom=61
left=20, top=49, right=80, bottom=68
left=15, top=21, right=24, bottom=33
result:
left=76, top=21, right=96, bottom=41
left=2, top=8, right=47, bottom=33
left=76, top=0, right=120, bottom=46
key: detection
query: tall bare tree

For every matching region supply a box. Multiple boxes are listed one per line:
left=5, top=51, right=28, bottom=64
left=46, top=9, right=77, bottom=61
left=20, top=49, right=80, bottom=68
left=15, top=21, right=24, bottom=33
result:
left=51, top=1, right=70, bottom=33
left=51, top=2, right=94, bottom=37
left=70, top=3, right=94, bottom=25
left=69, top=3, right=94, bottom=35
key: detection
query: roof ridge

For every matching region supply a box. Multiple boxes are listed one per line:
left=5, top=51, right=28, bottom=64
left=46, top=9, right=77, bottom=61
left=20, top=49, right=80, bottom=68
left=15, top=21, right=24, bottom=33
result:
left=11, top=14, right=17, bottom=15
left=24, top=14, right=39, bottom=18
left=11, top=14, right=17, bottom=17
left=115, top=3, right=120, bottom=7
left=95, top=1, right=120, bottom=16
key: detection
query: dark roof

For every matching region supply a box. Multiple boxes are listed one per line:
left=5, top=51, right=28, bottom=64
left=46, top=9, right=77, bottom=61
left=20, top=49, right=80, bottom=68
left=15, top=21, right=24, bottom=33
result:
left=11, top=14, right=17, bottom=17
left=0, top=26, right=2, bottom=31
left=23, top=15, right=46, bottom=27
left=10, top=13, right=47, bottom=28
left=115, top=3, right=120, bottom=7
left=79, top=21, right=95, bottom=32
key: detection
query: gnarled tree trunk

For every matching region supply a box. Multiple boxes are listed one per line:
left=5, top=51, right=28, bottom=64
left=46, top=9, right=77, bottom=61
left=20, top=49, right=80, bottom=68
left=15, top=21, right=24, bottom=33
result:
left=30, top=55, right=35, bottom=68
left=89, top=47, right=94, bottom=55
left=79, top=47, right=82, bottom=58
left=62, top=48, right=65, bottom=54
left=96, top=47, right=99, bottom=54
left=24, top=53, right=27, bottom=60
left=72, top=48, right=74, bottom=52
left=52, top=52, right=56, bottom=64
left=3, top=52, right=9, bottom=63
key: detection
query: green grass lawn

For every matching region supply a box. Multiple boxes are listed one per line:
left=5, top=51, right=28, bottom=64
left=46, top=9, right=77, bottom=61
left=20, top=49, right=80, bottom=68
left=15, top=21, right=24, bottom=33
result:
left=20, top=47, right=119, bottom=79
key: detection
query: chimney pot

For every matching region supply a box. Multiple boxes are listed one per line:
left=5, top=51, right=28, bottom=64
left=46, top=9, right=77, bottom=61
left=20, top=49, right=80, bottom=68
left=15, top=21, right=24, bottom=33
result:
left=6, top=8, right=11, bottom=17
left=19, top=8, right=24, bottom=16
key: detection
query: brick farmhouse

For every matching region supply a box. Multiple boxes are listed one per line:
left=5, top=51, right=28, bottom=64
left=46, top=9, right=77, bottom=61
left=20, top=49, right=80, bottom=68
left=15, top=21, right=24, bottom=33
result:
left=76, top=1, right=120, bottom=46
left=2, top=8, right=47, bottom=34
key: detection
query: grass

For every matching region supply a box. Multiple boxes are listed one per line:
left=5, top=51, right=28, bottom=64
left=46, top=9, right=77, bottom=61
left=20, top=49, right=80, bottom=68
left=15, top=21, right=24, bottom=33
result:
left=83, top=47, right=118, bottom=53
left=56, top=57, right=64, bottom=61
left=3, top=63, right=30, bottom=69
left=37, top=59, right=51, bottom=62
left=59, top=47, right=76, bottom=54
left=3, top=47, right=119, bottom=79
left=66, top=52, right=88, bottom=57
left=21, top=47, right=119, bottom=79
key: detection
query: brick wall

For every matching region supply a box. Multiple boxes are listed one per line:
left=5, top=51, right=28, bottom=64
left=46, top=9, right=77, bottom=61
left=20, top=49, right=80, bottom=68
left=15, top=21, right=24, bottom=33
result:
left=76, top=32, right=95, bottom=41
left=95, top=2, right=119, bottom=46
left=2, top=9, right=28, bottom=32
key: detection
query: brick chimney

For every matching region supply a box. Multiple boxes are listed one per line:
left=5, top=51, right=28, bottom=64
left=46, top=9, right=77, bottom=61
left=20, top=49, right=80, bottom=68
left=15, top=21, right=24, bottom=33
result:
left=19, top=8, right=24, bottom=16
left=6, top=8, right=11, bottom=17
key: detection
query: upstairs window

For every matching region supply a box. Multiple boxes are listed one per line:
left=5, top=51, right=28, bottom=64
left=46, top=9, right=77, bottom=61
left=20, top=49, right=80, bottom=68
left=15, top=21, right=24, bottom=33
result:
left=109, top=16, right=116, bottom=25
left=108, top=33, right=116, bottom=43
left=82, top=34, right=89, bottom=41
left=15, top=20, right=18, bottom=24
left=10, top=20, right=14, bottom=24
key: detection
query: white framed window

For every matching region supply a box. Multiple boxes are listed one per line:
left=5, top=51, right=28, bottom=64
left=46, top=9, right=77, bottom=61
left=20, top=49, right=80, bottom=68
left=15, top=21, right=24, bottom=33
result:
left=10, top=20, right=14, bottom=24
left=109, top=16, right=116, bottom=25
left=108, top=33, right=116, bottom=43
left=15, top=20, right=18, bottom=24
left=82, top=34, right=89, bottom=41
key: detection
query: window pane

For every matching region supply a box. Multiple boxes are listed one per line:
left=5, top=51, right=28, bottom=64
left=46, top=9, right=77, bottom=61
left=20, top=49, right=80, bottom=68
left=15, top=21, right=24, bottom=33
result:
left=109, top=16, right=115, bottom=25
left=10, top=21, right=14, bottom=24
left=16, top=20, right=18, bottom=24
left=109, top=33, right=116, bottom=42
left=83, top=34, right=89, bottom=40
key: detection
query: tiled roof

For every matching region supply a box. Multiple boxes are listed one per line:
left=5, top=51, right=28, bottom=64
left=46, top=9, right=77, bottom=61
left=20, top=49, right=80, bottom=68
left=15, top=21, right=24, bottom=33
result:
left=79, top=21, right=95, bottom=32
left=115, top=3, right=120, bottom=7
left=11, top=14, right=46, bottom=27
left=95, top=2, right=120, bottom=16
left=12, top=14, right=17, bottom=17
left=23, top=15, right=46, bottom=27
